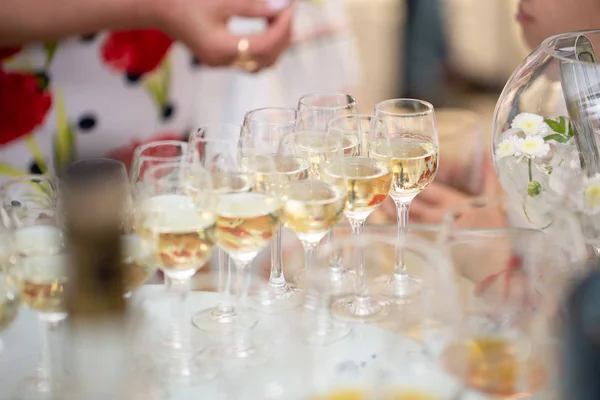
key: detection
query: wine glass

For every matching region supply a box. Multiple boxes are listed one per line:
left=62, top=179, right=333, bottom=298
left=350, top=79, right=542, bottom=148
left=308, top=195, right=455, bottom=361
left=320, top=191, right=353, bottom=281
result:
left=7, top=208, right=66, bottom=400
left=1, top=175, right=56, bottom=211
left=277, top=132, right=347, bottom=285
left=133, top=161, right=218, bottom=385
left=187, top=124, right=258, bottom=334
left=371, top=99, right=439, bottom=300
left=437, top=198, right=577, bottom=398
left=241, top=107, right=306, bottom=312
left=0, top=212, right=19, bottom=355
left=322, top=115, right=392, bottom=321
left=130, top=140, right=187, bottom=184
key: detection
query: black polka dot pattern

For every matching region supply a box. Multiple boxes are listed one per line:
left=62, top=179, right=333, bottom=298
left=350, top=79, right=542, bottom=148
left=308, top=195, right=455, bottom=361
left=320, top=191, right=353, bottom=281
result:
left=191, top=55, right=201, bottom=68
left=78, top=114, right=97, bottom=132
left=10, top=200, right=21, bottom=207
left=80, top=33, right=98, bottom=43
left=29, top=161, right=44, bottom=174
left=35, top=70, right=50, bottom=90
left=162, top=103, right=175, bottom=121
left=125, top=73, right=142, bottom=84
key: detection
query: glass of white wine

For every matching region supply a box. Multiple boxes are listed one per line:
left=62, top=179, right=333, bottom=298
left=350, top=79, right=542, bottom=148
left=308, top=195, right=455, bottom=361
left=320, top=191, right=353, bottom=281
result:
left=7, top=208, right=67, bottom=400
left=241, top=107, right=307, bottom=312
left=187, top=124, right=258, bottom=334
left=130, top=140, right=187, bottom=185
left=134, top=161, right=219, bottom=385
left=277, top=132, right=347, bottom=285
left=371, top=99, right=439, bottom=300
left=323, top=115, right=392, bottom=321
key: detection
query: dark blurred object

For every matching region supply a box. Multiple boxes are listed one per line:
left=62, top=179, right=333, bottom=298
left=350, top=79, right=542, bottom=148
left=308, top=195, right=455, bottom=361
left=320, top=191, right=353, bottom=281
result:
left=563, top=268, right=600, bottom=400
left=403, top=0, right=448, bottom=105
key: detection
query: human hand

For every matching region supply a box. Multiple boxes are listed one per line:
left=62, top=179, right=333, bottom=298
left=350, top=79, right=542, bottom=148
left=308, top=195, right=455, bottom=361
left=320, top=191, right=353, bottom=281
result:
left=154, top=0, right=293, bottom=71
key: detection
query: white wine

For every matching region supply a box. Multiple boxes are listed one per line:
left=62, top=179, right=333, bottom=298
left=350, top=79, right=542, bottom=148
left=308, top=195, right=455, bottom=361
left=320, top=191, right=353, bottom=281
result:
left=370, top=137, right=438, bottom=200
left=216, top=192, right=281, bottom=261
left=0, top=288, right=19, bottom=333
left=121, top=234, right=156, bottom=294
left=295, top=132, right=359, bottom=178
left=137, top=194, right=217, bottom=275
left=323, top=157, right=392, bottom=220
left=240, top=155, right=309, bottom=192
left=18, top=255, right=69, bottom=313
left=309, top=388, right=438, bottom=400
left=281, top=180, right=346, bottom=243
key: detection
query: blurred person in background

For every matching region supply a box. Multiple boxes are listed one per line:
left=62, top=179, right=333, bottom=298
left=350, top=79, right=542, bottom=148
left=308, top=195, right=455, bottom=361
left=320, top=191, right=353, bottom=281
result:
left=0, top=0, right=293, bottom=180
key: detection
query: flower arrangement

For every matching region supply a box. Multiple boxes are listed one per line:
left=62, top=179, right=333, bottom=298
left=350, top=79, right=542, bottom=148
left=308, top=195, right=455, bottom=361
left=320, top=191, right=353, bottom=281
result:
left=494, top=112, right=600, bottom=226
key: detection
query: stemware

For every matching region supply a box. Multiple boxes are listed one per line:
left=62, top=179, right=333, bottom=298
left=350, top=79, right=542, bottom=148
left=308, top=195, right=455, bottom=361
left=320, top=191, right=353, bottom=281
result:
left=130, top=140, right=187, bottom=184
left=437, top=198, right=579, bottom=398
left=7, top=208, right=66, bottom=400
left=277, top=132, right=347, bottom=285
left=298, top=93, right=359, bottom=271
left=1, top=175, right=56, bottom=211
left=371, top=99, right=439, bottom=300
left=187, top=124, right=258, bottom=334
left=322, top=115, right=392, bottom=321
left=241, top=108, right=306, bottom=312
left=133, top=161, right=218, bottom=385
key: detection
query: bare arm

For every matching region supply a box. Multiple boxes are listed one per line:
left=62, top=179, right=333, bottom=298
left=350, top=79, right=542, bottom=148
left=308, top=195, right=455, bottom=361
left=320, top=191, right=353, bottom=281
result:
left=0, top=0, right=157, bottom=46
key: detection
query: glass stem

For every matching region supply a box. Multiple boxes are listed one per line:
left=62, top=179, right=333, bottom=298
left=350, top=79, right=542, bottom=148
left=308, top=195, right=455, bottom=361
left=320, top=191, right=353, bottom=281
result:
left=393, top=199, right=411, bottom=281
left=349, top=219, right=369, bottom=298
left=166, top=276, right=190, bottom=351
left=233, top=260, right=253, bottom=307
left=37, top=315, right=54, bottom=388
left=301, top=241, right=320, bottom=276
left=328, top=229, right=342, bottom=268
left=268, top=224, right=287, bottom=289
left=214, top=249, right=234, bottom=316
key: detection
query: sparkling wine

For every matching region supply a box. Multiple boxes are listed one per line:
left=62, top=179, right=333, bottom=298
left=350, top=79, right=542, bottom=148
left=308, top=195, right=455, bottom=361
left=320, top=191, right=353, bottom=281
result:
left=243, top=155, right=310, bottom=192
left=19, top=258, right=68, bottom=313
left=121, top=234, right=156, bottom=294
left=309, top=388, right=438, bottom=400
left=137, top=194, right=217, bottom=272
left=370, top=137, right=438, bottom=200
left=441, top=336, right=545, bottom=397
left=216, top=192, right=281, bottom=260
left=323, top=156, right=392, bottom=219
left=295, top=133, right=359, bottom=178
left=281, top=180, right=346, bottom=242
left=0, top=290, right=19, bottom=333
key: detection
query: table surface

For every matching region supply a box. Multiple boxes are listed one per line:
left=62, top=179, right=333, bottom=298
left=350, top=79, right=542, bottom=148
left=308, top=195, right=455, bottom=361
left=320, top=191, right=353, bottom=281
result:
left=0, top=285, right=491, bottom=399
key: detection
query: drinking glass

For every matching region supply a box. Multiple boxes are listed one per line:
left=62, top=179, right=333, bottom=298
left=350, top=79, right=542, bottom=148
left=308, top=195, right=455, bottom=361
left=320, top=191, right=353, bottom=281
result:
left=130, top=140, right=187, bottom=184
left=0, top=270, right=19, bottom=354
left=322, top=115, right=392, bottom=321
left=1, top=175, right=56, bottom=211
left=437, top=198, right=578, bottom=398
left=298, top=93, right=359, bottom=271
left=7, top=208, right=66, bottom=400
left=371, top=99, right=439, bottom=300
left=277, top=132, right=347, bottom=285
left=187, top=124, right=258, bottom=333
left=133, top=161, right=218, bottom=385
left=241, top=108, right=305, bottom=312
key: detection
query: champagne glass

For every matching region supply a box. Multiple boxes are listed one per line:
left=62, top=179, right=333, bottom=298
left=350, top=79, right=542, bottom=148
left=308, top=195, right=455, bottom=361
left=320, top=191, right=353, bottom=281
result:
left=134, top=161, right=218, bottom=385
left=437, top=198, right=576, bottom=398
left=298, top=93, right=359, bottom=272
left=371, top=99, right=439, bottom=300
left=241, top=107, right=306, bottom=312
left=322, top=115, right=392, bottom=321
left=130, top=140, right=187, bottom=184
left=1, top=175, right=56, bottom=211
left=8, top=208, right=67, bottom=400
left=0, top=270, right=19, bottom=355
left=278, top=132, right=347, bottom=285
left=187, top=124, right=257, bottom=334
left=121, top=233, right=157, bottom=296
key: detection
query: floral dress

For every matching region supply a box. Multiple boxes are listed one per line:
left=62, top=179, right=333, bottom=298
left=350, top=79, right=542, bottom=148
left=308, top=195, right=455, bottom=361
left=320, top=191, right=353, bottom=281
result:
left=0, top=29, right=200, bottom=180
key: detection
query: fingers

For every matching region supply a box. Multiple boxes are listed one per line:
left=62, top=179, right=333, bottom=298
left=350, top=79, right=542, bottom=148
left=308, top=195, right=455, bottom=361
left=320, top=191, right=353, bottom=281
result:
left=222, top=0, right=287, bottom=18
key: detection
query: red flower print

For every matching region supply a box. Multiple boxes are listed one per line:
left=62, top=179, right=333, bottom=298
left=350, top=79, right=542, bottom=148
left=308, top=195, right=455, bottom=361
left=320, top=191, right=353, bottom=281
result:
left=105, top=132, right=183, bottom=172
left=101, top=30, right=173, bottom=75
left=0, top=46, right=21, bottom=61
left=0, top=70, right=52, bottom=146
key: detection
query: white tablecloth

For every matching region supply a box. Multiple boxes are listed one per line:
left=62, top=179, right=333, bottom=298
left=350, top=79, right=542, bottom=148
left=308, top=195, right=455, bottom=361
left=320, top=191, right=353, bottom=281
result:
left=0, top=286, right=487, bottom=399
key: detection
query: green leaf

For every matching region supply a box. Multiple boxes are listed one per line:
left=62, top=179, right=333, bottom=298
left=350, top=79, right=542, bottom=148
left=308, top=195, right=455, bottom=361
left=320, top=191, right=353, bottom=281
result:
left=568, top=121, right=574, bottom=137
left=544, top=118, right=565, bottom=134
left=53, top=90, right=76, bottom=174
left=543, top=133, right=569, bottom=143
left=142, top=57, right=171, bottom=115
left=0, top=164, right=28, bottom=177
left=44, top=42, right=58, bottom=67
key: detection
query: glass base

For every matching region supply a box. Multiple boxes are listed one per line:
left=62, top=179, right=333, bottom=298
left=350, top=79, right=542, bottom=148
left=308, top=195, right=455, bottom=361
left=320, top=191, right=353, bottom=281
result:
left=13, top=376, right=62, bottom=400
left=249, top=283, right=302, bottom=314
left=191, top=306, right=258, bottom=335
left=373, top=274, right=423, bottom=302
left=294, top=268, right=354, bottom=293
left=150, top=354, right=219, bottom=386
left=208, top=343, right=268, bottom=370
left=305, top=321, right=352, bottom=346
left=330, top=295, right=388, bottom=323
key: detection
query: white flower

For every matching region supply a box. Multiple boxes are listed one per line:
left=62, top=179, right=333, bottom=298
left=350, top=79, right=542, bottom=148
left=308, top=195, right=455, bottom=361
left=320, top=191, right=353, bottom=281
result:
left=496, top=135, right=520, bottom=160
left=584, top=174, right=600, bottom=213
left=517, top=136, right=551, bottom=158
left=511, top=113, right=549, bottom=136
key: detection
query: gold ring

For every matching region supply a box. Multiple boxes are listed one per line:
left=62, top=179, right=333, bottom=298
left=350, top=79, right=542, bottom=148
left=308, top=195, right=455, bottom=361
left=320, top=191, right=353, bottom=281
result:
left=233, top=37, right=259, bottom=73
